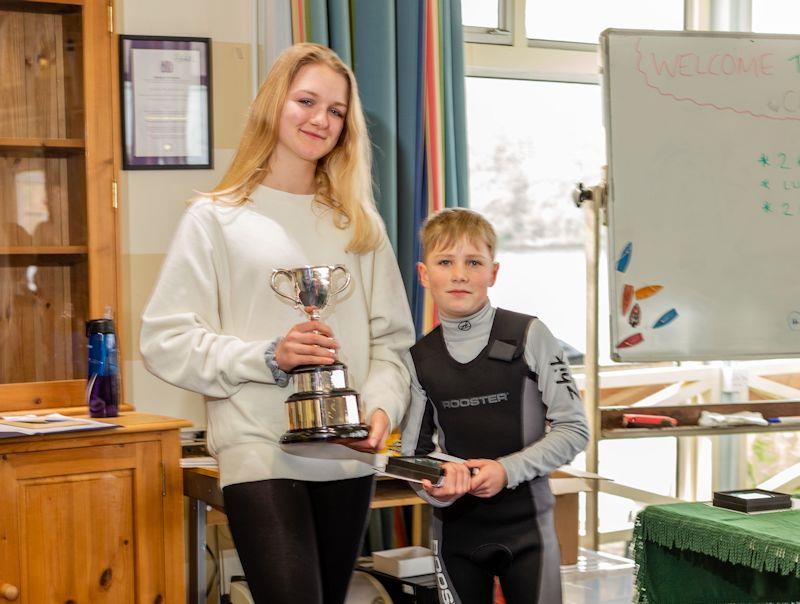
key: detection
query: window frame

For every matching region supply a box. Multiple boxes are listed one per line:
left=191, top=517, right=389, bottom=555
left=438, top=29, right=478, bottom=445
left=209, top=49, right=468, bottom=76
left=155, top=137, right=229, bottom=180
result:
left=463, top=0, right=514, bottom=45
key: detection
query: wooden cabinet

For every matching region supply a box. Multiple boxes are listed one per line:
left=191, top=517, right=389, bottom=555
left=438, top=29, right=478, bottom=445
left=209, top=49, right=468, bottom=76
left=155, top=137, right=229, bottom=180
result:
left=0, top=4, right=183, bottom=601
left=0, top=0, right=119, bottom=412
left=0, top=413, right=189, bottom=603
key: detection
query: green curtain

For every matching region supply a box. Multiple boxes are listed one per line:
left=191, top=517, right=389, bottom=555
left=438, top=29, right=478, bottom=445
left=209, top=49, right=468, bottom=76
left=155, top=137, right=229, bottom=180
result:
left=293, top=0, right=470, bottom=550
left=298, top=0, right=469, bottom=310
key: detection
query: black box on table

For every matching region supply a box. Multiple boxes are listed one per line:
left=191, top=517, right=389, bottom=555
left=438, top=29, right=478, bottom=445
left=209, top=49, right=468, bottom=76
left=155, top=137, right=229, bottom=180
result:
left=712, top=489, right=791, bottom=513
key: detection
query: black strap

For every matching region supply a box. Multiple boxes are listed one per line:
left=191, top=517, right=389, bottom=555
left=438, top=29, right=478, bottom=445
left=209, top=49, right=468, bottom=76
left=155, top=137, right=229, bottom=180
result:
left=487, top=340, right=517, bottom=361
left=486, top=308, right=536, bottom=362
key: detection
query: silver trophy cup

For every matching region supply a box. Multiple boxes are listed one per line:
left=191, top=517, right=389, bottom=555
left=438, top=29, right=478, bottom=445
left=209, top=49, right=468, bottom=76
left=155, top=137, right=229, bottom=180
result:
left=270, top=265, right=369, bottom=443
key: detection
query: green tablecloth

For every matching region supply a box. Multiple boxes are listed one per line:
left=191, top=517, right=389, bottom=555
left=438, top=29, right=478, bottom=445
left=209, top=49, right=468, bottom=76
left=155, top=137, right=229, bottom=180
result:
left=633, top=502, right=800, bottom=603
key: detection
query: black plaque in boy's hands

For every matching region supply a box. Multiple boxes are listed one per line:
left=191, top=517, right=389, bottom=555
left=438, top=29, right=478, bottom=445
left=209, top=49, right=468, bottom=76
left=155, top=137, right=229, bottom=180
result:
left=712, top=489, right=791, bottom=513
left=386, top=455, right=446, bottom=485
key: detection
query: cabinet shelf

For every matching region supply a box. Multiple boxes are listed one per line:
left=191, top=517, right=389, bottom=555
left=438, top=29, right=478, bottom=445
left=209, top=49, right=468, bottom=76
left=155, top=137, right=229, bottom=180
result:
left=1, top=2, right=81, bottom=15
left=0, top=246, right=88, bottom=255
left=0, top=247, right=88, bottom=267
left=0, top=137, right=85, bottom=155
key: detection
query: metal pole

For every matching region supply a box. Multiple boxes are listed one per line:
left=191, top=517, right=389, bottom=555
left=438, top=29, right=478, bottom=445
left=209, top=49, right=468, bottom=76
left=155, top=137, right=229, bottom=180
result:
left=189, top=497, right=207, bottom=604
left=583, top=192, right=602, bottom=551
left=686, top=2, right=752, bottom=34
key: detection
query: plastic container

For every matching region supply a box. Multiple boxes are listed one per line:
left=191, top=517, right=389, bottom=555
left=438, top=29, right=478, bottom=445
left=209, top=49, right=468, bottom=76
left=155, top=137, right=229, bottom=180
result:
left=86, top=318, right=120, bottom=418
left=372, top=547, right=435, bottom=578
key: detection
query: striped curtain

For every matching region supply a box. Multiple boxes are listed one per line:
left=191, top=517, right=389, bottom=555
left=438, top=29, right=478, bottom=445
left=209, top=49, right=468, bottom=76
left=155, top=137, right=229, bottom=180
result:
left=290, top=0, right=469, bottom=336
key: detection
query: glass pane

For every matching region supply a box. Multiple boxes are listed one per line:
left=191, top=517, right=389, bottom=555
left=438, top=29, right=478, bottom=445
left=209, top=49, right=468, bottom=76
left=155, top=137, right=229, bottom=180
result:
left=0, top=4, right=89, bottom=387
left=0, top=255, right=88, bottom=383
left=747, top=432, right=800, bottom=488
left=461, top=0, right=499, bottom=28
left=0, top=6, right=84, bottom=139
left=526, top=0, right=683, bottom=44
left=0, top=154, right=87, bottom=247
left=752, top=0, right=800, bottom=34
left=0, top=153, right=88, bottom=385
left=466, top=77, right=608, bottom=362
left=598, top=438, right=677, bottom=532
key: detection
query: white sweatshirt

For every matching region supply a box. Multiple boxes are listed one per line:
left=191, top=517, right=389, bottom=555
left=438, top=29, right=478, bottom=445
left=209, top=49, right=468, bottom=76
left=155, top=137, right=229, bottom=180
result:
left=140, top=185, right=416, bottom=488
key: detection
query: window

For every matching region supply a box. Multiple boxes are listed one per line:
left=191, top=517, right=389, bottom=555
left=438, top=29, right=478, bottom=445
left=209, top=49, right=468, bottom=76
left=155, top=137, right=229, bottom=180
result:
left=461, top=0, right=512, bottom=45
left=747, top=432, right=800, bottom=489
left=463, top=0, right=800, bottom=555
left=466, top=76, right=609, bottom=361
left=463, top=0, right=689, bottom=554
left=525, top=0, right=684, bottom=45
left=461, top=0, right=499, bottom=29
left=752, top=0, right=800, bottom=34
left=598, top=438, right=677, bottom=533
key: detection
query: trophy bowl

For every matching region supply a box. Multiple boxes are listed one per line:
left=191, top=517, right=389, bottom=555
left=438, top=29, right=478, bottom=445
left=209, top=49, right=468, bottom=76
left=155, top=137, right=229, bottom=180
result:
left=271, top=265, right=350, bottom=321
left=270, top=266, right=369, bottom=444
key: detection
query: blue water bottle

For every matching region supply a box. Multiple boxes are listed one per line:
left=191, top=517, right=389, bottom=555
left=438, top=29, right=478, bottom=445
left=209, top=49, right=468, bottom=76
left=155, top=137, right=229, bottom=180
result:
left=86, top=317, right=120, bottom=418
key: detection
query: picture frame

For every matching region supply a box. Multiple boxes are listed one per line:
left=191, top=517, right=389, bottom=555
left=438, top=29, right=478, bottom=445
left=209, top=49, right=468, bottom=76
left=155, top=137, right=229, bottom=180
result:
left=119, top=35, right=213, bottom=170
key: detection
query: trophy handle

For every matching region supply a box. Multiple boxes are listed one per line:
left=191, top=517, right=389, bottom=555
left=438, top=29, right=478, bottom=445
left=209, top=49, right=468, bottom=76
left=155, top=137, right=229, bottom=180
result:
left=331, top=265, right=351, bottom=297
left=270, top=269, right=300, bottom=306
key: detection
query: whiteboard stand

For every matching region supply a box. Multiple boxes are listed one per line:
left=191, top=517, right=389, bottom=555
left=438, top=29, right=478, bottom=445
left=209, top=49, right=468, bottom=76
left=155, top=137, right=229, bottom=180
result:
left=584, top=196, right=601, bottom=552
left=575, top=175, right=608, bottom=551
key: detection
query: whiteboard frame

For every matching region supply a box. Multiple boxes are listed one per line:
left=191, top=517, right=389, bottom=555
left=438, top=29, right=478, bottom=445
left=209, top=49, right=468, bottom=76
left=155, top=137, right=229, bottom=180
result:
left=601, top=28, right=800, bottom=362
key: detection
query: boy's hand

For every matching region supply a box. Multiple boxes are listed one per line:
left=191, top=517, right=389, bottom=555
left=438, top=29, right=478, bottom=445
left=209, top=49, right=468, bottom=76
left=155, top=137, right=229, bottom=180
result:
left=275, top=320, right=338, bottom=371
left=466, top=459, right=507, bottom=498
left=421, top=461, right=471, bottom=502
left=340, top=409, right=389, bottom=453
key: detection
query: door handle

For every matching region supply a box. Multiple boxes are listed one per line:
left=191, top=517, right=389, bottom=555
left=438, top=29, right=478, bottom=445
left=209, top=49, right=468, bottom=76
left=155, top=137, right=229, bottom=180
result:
left=0, top=583, right=18, bottom=601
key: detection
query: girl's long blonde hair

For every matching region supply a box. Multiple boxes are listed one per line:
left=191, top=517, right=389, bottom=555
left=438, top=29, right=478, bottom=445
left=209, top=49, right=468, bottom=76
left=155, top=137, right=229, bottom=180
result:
left=210, top=43, right=382, bottom=254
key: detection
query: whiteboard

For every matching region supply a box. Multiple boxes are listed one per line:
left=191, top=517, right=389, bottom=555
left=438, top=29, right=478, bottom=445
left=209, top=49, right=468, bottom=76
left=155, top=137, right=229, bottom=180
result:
left=603, top=29, right=800, bottom=361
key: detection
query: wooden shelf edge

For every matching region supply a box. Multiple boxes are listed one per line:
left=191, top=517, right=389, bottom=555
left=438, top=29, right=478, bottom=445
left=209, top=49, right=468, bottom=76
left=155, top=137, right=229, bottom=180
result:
left=0, top=380, right=87, bottom=411
left=0, top=137, right=85, bottom=150
left=24, top=0, right=85, bottom=5
left=1, top=0, right=84, bottom=11
left=0, top=403, right=135, bottom=417
left=0, top=246, right=88, bottom=255
left=0, top=412, right=191, bottom=448
left=602, top=423, right=800, bottom=439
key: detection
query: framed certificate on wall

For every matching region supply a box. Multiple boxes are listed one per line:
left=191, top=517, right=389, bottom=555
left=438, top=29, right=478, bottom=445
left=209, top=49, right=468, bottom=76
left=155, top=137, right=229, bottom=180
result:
left=119, top=35, right=213, bottom=169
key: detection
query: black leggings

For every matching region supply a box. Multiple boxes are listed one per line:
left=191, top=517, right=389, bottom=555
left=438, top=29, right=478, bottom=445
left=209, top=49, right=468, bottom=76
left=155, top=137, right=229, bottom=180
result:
left=222, top=475, right=374, bottom=604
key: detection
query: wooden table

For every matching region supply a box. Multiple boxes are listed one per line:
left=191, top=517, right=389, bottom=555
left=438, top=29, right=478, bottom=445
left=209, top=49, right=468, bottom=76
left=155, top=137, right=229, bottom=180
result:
left=183, top=466, right=426, bottom=604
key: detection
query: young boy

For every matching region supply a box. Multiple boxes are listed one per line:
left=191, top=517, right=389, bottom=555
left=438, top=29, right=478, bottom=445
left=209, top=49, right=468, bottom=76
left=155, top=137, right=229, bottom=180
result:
left=402, top=208, right=589, bottom=604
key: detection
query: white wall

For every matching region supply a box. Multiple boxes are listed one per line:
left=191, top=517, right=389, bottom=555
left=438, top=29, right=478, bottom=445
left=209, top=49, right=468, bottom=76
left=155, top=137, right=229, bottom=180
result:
left=117, top=0, right=254, bottom=428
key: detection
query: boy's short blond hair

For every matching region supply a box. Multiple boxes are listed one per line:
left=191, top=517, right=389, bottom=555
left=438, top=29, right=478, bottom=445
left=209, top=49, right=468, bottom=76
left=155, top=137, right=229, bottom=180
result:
left=420, top=208, right=497, bottom=261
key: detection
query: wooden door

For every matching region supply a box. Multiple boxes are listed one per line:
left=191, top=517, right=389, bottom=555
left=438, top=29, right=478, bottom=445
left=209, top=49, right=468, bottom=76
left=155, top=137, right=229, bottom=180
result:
left=0, top=440, right=167, bottom=603
left=0, top=0, right=119, bottom=412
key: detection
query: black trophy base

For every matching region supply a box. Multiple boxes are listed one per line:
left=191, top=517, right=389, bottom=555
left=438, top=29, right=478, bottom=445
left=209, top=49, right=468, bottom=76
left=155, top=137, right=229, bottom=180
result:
left=280, top=424, right=369, bottom=444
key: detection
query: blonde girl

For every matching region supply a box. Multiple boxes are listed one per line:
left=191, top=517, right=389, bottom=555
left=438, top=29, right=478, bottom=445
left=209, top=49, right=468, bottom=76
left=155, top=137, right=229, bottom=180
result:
left=141, top=43, right=415, bottom=604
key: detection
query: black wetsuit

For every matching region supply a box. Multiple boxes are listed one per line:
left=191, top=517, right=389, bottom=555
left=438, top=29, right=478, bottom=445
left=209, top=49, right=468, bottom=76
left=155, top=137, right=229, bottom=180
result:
left=404, top=306, right=588, bottom=604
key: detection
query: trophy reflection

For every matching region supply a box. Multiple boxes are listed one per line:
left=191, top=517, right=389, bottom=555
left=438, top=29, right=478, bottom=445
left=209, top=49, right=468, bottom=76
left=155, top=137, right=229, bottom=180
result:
left=270, top=265, right=369, bottom=444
